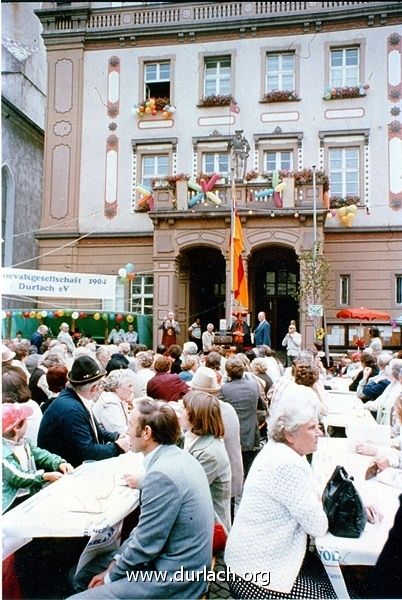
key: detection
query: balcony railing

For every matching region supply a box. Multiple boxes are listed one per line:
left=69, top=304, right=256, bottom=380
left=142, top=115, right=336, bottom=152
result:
left=38, top=2, right=395, bottom=34
left=146, top=179, right=326, bottom=216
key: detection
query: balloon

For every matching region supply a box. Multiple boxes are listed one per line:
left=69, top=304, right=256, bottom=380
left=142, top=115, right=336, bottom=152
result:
left=58, top=309, right=64, bottom=317
left=127, top=272, right=136, bottom=281
left=200, top=179, right=208, bottom=193
left=255, top=188, right=274, bottom=199
left=338, top=206, right=348, bottom=217
left=102, top=313, right=108, bottom=320
left=30, top=311, right=36, bottom=318
left=205, top=173, right=220, bottom=191
left=6, top=311, right=11, bottom=318
left=116, top=313, right=124, bottom=323
left=187, top=180, right=202, bottom=192
left=149, top=98, right=156, bottom=106
left=1, top=310, right=7, bottom=319
left=118, top=268, right=127, bottom=278
left=273, top=191, right=283, bottom=208
left=348, top=204, right=358, bottom=214
left=188, top=192, right=204, bottom=207
left=109, top=313, right=115, bottom=320
left=324, top=91, right=332, bottom=100
left=48, top=311, right=54, bottom=318
left=162, top=111, right=169, bottom=119
left=94, top=312, right=101, bottom=320
left=205, top=191, right=221, bottom=206
left=17, top=311, right=23, bottom=317
left=41, top=310, right=48, bottom=318
left=274, top=182, right=287, bottom=193
left=36, top=311, right=42, bottom=319
left=126, top=315, right=134, bottom=323
left=79, top=312, right=85, bottom=318
left=345, top=213, right=355, bottom=227
left=137, top=194, right=152, bottom=208
left=272, top=170, right=280, bottom=189
left=125, top=263, right=135, bottom=273
left=71, top=311, right=79, bottom=319
left=168, top=106, right=176, bottom=113
left=145, top=106, right=152, bottom=114
left=136, top=184, right=152, bottom=195
left=23, top=311, right=30, bottom=318
left=120, top=276, right=128, bottom=284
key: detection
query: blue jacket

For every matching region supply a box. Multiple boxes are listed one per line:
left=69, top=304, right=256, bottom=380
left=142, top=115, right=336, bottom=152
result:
left=37, top=386, right=122, bottom=467
left=254, top=319, right=271, bottom=347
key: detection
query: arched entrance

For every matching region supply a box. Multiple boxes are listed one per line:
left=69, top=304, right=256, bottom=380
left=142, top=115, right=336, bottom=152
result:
left=180, top=247, right=226, bottom=330
left=250, top=246, right=299, bottom=350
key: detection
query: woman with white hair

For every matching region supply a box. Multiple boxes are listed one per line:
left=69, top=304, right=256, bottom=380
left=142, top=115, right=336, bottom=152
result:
left=93, top=369, right=135, bottom=434
left=364, top=358, right=402, bottom=425
left=224, top=391, right=336, bottom=599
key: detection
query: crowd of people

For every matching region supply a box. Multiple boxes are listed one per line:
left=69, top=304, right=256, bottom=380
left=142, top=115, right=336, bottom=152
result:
left=2, top=315, right=402, bottom=599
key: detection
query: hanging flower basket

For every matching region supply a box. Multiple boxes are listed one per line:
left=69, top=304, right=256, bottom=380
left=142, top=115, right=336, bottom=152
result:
left=198, top=94, right=233, bottom=107
left=329, top=195, right=360, bottom=209
left=323, top=84, right=369, bottom=100
left=262, top=90, right=299, bottom=103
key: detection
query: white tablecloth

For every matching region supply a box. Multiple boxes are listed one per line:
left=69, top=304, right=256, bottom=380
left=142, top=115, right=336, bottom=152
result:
left=313, top=438, right=400, bottom=598
left=2, top=452, right=143, bottom=560
left=323, top=391, right=376, bottom=430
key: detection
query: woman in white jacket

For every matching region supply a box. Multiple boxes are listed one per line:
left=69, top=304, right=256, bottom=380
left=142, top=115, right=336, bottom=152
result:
left=93, top=369, right=134, bottom=434
left=224, top=391, right=336, bottom=598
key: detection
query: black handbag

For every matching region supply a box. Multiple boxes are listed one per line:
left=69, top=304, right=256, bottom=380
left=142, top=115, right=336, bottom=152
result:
left=322, top=465, right=367, bottom=538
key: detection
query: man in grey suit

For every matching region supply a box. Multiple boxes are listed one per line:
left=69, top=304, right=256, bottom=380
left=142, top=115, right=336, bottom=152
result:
left=71, top=399, right=214, bottom=599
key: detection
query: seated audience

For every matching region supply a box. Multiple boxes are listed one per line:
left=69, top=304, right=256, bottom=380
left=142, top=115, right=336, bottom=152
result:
left=70, top=399, right=214, bottom=599
left=2, top=403, right=73, bottom=513
left=182, top=391, right=232, bottom=533
left=105, top=352, right=129, bottom=374
left=132, top=351, right=155, bottom=398
left=146, top=355, right=188, bottom=402
left=349, top=353, right=378, bottom=392
left=38, top=356, right=130, bottom=467
left=364, top=359, right=402, bottom=425
left=41, top=365, right=68, bottom=413
left=167, top=344, right=183, bottom=374
left=179, top=354, right=199, bottom=382
left=356, top=352, right=392, bottom=401
left=2, top=368, right=43, bottom=445
left=93, top=369, right=134, bottom=434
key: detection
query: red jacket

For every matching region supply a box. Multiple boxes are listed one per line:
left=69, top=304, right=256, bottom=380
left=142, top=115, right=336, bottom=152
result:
left=146, top=372, right=189, bottom=402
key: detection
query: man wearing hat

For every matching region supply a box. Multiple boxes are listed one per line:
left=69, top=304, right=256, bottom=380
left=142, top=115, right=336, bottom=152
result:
left=38, top=356, right=130, bottom=467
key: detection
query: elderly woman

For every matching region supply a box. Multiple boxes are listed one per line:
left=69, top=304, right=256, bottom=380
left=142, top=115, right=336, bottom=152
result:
left=2, top=368, right=43, bottom=445
left=364, top=358, right=402, bottom=425
left=132, top=351, right=155, bottom=398
left=224, top=393, right=336, bottom=599
left=92, top=369, right=135, bottom=434
left=179, top=354, right=199, bottom=382
left=182, top=390, right=231, bottom=534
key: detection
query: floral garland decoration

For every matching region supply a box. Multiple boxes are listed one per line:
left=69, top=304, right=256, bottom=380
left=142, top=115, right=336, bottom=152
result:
left=133, top=97, right=176, bottom=119
left=324, top=84, right=369, bottom=100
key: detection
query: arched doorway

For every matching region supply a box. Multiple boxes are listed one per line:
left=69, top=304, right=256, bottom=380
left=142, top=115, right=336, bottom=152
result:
left=180, top=247, right=226, bottom=330
left=250, top=246, right=299, bottom=350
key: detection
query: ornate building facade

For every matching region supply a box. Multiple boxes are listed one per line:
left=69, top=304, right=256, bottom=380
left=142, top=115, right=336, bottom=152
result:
left=33, top=1, right=402, bottom=350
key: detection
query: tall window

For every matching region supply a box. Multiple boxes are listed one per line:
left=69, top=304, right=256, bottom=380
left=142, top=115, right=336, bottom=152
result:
left=396, top=275, right=402, bottom=304
left=204, top=56, right=231, bottom=96
left=340, top=275, right=350, bottom=305
left=131, top=275, right=153, bottom=315
left=103, top=281, right=125, bottom=312
left=203, top=153, right=229, bottom=178
left=266, top=53, right=295, bottom=92
left=330, top=47, right=359, bottom=87
left=264, top=150, right=293, bottom=172
left=265, top=271, right=297, bottom=296
left=144, top=61, right=170, bottom=101
left=329, top=148, right=359, bottom=197
left=141, top=155, right=169, bottom=188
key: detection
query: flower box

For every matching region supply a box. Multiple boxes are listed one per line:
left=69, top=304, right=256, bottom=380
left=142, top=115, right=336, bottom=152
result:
left=198, top=94, right=233, bottom=107
left=261, top=90, right=299, bottom=103
left=323, top=85, right=369, bottom=100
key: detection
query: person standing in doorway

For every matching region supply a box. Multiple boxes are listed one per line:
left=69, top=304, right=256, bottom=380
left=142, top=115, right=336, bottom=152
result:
left=254, top=311, right=271, bottom=347
left=159, top=311, right=180, bottom=349
left=282, top=323, right=302, bottom=367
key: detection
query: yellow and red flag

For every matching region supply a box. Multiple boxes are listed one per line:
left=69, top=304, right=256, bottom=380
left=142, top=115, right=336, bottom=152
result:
left=232, top=211, right=249, bottom=312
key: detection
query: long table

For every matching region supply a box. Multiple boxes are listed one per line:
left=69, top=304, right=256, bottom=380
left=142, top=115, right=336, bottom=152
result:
left=2, top=452, right=143, bottom=561
left=323, top=390, right=376, bottom=431
left=313, top=438, right=400, bottom=598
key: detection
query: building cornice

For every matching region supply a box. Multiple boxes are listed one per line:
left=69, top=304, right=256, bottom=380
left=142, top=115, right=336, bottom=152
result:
left=35, top=2, right=402, bottom=48
left=1, top=95, right=45, bottom=137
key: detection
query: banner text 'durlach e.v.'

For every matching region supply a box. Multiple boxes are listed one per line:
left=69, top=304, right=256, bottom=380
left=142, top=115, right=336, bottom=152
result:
left=2, top=268, right=117, bottom=300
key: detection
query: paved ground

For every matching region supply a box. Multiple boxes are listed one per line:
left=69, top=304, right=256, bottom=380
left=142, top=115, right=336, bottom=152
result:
left=209, top=552, right=232, bottom=599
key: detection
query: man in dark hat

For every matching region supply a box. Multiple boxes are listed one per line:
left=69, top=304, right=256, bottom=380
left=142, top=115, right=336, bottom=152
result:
left=38, top=356, right=130, bottom=467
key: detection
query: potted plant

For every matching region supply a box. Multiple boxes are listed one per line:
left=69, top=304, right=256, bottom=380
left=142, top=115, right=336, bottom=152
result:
left=262, top=90, right=299, bottom=102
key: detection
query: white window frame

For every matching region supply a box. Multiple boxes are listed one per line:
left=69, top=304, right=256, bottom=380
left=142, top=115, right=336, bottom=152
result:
left=130, top=274, right=154, bottom=315
left=265, top=52, right=295, bottom=92
left=202, top=152, right=229, bottom=178
left=204, top=56, right=231, bottom=97
left=330, top=47, right=359, bottom=88
left=144, top=61, right=171, bottom=100
left=329, top=147, right=360, bottom=197
left=103, top=281, right=125, bottom=312
left=141, top=154, right=169, bottom=188
left=264, top=150, right=293, bottom=172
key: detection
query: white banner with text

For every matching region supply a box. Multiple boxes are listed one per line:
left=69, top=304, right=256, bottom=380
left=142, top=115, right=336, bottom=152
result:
left=2, top=268, right=117, bottom=300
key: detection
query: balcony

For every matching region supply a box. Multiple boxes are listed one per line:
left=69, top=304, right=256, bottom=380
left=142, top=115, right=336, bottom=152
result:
left=146, top=178, right=326, bottom=220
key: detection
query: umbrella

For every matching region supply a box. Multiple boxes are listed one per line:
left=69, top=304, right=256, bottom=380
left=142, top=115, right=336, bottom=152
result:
left=336, top=308, right=391, bottom=321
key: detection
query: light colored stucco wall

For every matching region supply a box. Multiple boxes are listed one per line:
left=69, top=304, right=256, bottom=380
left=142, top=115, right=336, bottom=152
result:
left=79, top=24, right=399, bottom=232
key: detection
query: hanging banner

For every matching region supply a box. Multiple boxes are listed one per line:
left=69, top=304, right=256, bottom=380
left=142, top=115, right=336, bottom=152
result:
left=2, top=268, right=117, bottom=300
